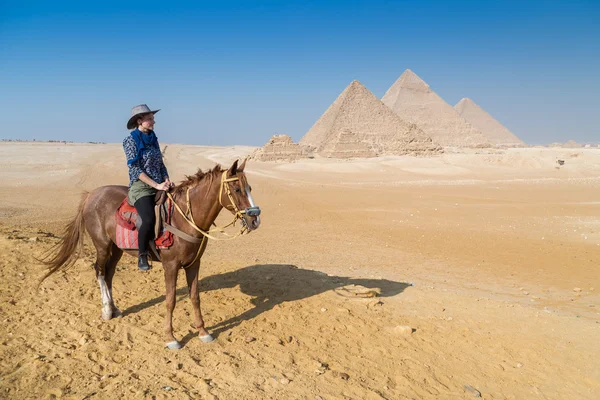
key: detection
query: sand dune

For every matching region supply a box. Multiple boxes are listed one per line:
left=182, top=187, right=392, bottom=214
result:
left=1, top=142, right=599, bottom=399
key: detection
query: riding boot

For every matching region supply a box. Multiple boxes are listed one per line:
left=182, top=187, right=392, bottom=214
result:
left=138, top=252, right=151, bottom=271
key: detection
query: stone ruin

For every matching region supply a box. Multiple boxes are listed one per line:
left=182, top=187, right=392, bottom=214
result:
left=250, top=134, right=309, bottom=162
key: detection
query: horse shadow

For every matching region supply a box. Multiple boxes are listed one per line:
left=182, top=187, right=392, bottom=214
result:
left=123, top=264, right=410, bottom=343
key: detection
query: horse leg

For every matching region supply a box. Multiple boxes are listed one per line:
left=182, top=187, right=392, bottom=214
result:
left=93, top=244, right=114, bottom=321
left=163, top=263, right=181, bottom=349
left=104, top=243, right=123, bottom=318
left=185, top=263, right=214, bottom=343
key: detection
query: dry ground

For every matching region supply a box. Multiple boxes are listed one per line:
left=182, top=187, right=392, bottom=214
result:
left=0, top=142, right=598, bottom=400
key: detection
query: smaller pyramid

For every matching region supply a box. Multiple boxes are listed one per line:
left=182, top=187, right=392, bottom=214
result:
left=562, top=140, right=581, bottom=148
left=251, top=134, right=308, bottom=162
left=454, top=98, right=524, bottom=146
left=382, top=70, right=490, bottom=147
left=549, top=140, right=581, bottom=148
left=318, top=129, right=378, bottom=158
left=300, top=80, right=440, bottom=158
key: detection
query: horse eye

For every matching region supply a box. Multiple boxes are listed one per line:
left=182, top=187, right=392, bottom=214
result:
left=249, top=186, right=252, bottom=192
left=235, top=188, right=241, bottom=193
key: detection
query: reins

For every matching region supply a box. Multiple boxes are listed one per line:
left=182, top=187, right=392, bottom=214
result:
left=164, top=171, right=250, bottom=268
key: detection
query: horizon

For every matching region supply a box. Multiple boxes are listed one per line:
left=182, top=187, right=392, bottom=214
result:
left=1, top=0, right=599, bottom=146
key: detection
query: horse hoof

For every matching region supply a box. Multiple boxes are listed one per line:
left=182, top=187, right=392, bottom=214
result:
left=166, top=341, right=182, bottom=350
left=101, top=309, right=113, bottom=321
left=199, top=334, right=214, bottom=343
left=112, top=308, right=123, bottom=318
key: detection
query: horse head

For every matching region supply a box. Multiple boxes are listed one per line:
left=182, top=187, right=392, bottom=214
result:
left=220, top=159, right=261, bottom=231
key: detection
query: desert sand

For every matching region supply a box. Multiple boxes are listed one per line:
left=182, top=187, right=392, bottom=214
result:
left=1, top=142, right=599, bottom=400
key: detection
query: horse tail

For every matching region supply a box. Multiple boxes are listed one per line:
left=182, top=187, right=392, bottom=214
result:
left=38, top=192, right=89, bottom=286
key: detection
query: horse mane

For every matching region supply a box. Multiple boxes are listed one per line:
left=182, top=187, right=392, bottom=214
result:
left=173, top=164, right=224, bottom=196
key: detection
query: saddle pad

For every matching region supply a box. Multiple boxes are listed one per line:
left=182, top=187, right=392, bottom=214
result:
left=115, top=197, right=174, bottom=250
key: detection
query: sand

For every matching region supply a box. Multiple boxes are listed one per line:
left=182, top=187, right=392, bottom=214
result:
left=1, top=142, right=599, bottom=399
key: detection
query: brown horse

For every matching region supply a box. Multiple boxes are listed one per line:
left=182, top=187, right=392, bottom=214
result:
left=40, top=159, right=260, bottom=349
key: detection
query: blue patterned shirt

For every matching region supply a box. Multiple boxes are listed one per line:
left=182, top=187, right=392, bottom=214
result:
left=123, top=135, right=169, bottom=187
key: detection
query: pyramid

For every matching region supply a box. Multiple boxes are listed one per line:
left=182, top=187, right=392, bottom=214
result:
left=549, top=140, right=581, bottom=148
left=381, top=69, right=490, bottom=147
left=562, top=140, right=581, bottom=148
left=300, top=80, right=440, bottom=158
left=455, top=98, right=524, bottom=146
left=318, top=129, right=378, bottom=158
left=251, top=134, right=309, bottom=162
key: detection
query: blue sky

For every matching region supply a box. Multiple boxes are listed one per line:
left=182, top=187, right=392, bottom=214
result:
left=1, top=0, right=598, bottom=145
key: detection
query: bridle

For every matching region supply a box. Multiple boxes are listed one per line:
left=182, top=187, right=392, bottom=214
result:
left=164, top=170, right=261, bottom=268
left=219, top=171, right=262, bottom=224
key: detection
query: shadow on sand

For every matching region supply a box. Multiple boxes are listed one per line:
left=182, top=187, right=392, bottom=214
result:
left=123, top=264, right=410, bottom=343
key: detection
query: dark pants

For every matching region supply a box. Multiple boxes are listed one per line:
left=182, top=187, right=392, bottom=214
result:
left=134, top=195, right=155, bottom=254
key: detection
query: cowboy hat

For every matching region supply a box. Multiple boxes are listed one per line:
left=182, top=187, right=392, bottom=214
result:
left=127, top=104, right=160, bottom=130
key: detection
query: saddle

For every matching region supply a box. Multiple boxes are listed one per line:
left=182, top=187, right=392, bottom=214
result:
left=115, top=191, right=174, bottom=251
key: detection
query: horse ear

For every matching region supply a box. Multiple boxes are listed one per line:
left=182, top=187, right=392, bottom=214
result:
left=228, top=159, right=239, bottom=176
left=238, top=158, right=247, bottom=172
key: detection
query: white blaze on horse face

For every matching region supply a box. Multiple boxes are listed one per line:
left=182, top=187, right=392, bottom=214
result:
left=245, top=184, right=260, bottom=227
left=245, top=184, right=256, bottom=207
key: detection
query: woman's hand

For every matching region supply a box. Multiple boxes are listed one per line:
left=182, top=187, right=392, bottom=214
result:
left=165, top=178, right=175, bottom=189
left=155, top=182, right=170, bottom=191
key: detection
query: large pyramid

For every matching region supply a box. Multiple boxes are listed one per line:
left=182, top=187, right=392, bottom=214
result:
left=381, top=69, right=490, bottom=147
left=454, top=98, right=524, bottom=146
left=300, top=80, right=440, bottom=158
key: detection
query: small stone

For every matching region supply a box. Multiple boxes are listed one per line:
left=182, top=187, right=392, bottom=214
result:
left=79, top=337, right=88, bottom=346
left=316, top=396, right=324, bottom=400
left=447, top=317, right=453, bottom=321
left=394, top=325, right=413, bottom=335
left=523, top=291, right=529, bottom=295
left=573, top=287, right=582, bottom=292
left=286, top=336, right=293, bottom=343
left=464, top=384, right=481, bottom=397
left=163, top=386, right=173, bottom=391
left=320, top=308, right=327, bottom=312
left=176, top=363, right=183, bottom=370
left=332, top=371, right=350, bottom=380
left=245, top=336, right=256, bottom=343
left=362, top=290, right=379, bottom=298
left=29, top=237, right=39, bottom=242
left=316, top=361, right=329, bottom=369
left=280, top=378, right=290, bottom=385
left=516, top=363, right=523, bottom=368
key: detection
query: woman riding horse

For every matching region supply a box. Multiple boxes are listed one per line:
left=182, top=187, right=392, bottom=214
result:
left=123, top=104, right=175, bottom=271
